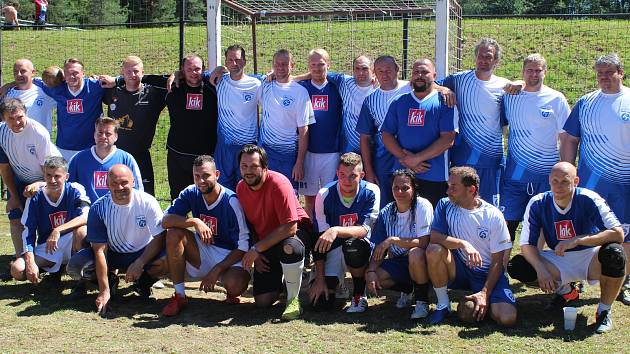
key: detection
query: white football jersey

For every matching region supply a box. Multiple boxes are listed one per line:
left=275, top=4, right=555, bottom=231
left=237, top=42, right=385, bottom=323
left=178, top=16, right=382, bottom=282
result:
left=217, top=74, right=262, bottom=145
left=6, top=84, right=56, bottom=135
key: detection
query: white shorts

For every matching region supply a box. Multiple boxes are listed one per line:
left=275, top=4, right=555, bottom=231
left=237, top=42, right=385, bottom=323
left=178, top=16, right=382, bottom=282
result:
left=33, top=232, right=73, bottom=273
left=540, top=247, right=599, bottom=285
left=185, top=237, right=243, bottom=281
left=324, top=245, right=346, bottom=279
left=299, top=152, right=339, bottom=196
left=58, top=148, right=80, bottom=162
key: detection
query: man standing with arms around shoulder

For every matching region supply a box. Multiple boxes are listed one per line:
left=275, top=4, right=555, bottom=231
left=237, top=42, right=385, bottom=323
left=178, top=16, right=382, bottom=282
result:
left=237, top=145, right=312, bottom=320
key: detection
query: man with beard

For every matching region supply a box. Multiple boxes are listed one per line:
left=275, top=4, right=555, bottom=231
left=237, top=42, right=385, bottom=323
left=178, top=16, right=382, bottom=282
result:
left=161, top=155, right=251, bottom=317
left=381, top=59, right=457, bottom=207
left=237, top=145, right=311, bottom=321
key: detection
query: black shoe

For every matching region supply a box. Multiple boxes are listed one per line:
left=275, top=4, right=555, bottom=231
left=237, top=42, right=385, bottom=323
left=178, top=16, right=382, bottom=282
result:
left=544, top=283, right=579, bottom=311
left=133, top=272, right=156, bottom=298
left=108, top=272, right=119, bottom=297
left=68, top=281, right=88, bottom=301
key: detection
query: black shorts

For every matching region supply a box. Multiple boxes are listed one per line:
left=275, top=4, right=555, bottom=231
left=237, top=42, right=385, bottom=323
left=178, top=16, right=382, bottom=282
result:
left=130, top=149, right=155, bottom=196
left=167, top=148, right=197, bottom=201
left=417, top=179, right=448, bottom=208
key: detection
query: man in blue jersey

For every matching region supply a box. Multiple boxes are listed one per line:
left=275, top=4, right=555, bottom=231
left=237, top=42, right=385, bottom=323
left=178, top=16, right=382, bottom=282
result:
left=426, top=166, right=517, bottom=327
left=161, top=155, right=251, bottom=317
left=0, top=98, right=61, bottom=280
left=68, top=117, right=143, bottom=203
left=10, top=156, right=89, bottom=286
left=34, top=58, right=106, bottom=161
left=500, top=54, right=570, bottom=243
left=298, top=49, right=343, bottom=219
left=507, top=162, right=626, bottom=333
left=214, top=45, right=262, bottom=191
left=440, top=38, right=512, bottom=207
left=67, top=164, right=167, bottom=315
left=309, top=152, right=380, bottom=313
left=357, top=55, right=412, bottom=207
left=382, top=58, right=457, bottom=208
left=560, top=53, right=630, bottom=306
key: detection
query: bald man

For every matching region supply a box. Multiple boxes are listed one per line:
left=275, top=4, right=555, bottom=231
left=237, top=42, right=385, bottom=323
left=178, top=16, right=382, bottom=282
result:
left=507, top=162, right=626, bottom=333
left=5, top=59, right=56, bottom=135
left=67, top=164, right=167, bottom=315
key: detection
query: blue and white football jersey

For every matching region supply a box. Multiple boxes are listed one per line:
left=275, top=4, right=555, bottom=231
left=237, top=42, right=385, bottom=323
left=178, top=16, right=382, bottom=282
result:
left=6, top=84, right=56, bottom=135
left=327, top=73, right=377, bottom=153
left=314, top=180, right=380, bottom=237
left=371, top=197, right=433, bottom=257
left=165, top=184, right=250, bottom=252
left=298, top=79, right=343, bottom=154
left=520, top=188, right=620, bottom=251
left=431, top=197, right=512, bottom=272
left=68, top=146, right=143, bottom=202
left=441, top=70, right=509, bottom=168
left=502, top=87, right=570, bottom=183
left=563, top=87, right=630, bottom=188
left=356, top=80, right=412, bottom=172
left=21, top=182, right=90, bottom=253
left=217, top=74, right=262, bottom=145
left=0, top=118, right=61, bottom=184
left=258, top=79, right=315, bottom=156
left=86, top=190, right=164, bottom=253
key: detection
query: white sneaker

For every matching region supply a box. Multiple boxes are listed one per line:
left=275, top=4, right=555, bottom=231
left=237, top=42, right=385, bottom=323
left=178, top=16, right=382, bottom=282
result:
left=346, top=295, right=368, bottom=313
left=410, top=301, right=429, bottom=319
left=152, top=281, right=165, bottom=289
left=396, top=292, right=413, bottom=309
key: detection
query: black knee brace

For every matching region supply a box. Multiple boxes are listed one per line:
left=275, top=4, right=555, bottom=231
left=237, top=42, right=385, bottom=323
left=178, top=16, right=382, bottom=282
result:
left=66, top=248, right=96, bottom=281
left=507, top=254, right=538, bottom=283
left=278, top=236, right=305, bottom=264
left=507, top=221, right=520, bottom=243
left=342, top=238, right=371, bottom=268
left=599, top=243, right=626, bottom=278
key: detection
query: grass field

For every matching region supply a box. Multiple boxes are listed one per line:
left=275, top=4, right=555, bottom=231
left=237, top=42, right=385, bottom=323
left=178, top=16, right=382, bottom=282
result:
left=1, top=17, right=629, bottom=352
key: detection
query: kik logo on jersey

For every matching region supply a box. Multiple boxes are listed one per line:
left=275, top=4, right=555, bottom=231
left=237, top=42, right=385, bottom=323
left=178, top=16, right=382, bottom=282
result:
left=66, top=99, right=84, bottom=114
left=554, top=220, right=576, bottom=240
left=339, top=213, right=358, bottom=227
left=93, top=171, right=108, bottom=190
left=408, top=109, right=426, bottom=126
left=49, top=211, right=68, bottom=228
left=186, top=93, right=203, bottom=110
left=312, top=95, right=329, bottom=111
left=199, top=214, right=218, bottom=234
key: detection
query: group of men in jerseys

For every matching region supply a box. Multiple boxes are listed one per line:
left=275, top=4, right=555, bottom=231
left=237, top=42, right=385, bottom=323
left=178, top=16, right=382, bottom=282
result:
left=0, top=37, right=627, bottom=333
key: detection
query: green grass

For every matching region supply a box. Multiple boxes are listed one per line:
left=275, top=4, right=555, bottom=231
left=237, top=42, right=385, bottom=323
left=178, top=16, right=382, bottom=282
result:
left=0, top=20, right=629, bottom=351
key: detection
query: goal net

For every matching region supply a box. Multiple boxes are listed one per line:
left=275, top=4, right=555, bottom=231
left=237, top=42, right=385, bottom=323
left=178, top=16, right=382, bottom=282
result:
left=208, top=0, right=462, bottom=79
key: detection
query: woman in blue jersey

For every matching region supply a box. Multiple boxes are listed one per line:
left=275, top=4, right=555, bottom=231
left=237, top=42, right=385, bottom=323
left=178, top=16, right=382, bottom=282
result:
left=366, top=169, right=434, bottom=319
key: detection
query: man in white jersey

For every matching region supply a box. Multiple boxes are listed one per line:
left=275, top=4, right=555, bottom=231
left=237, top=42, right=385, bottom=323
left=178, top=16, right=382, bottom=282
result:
left=440, top=38, right=512, bottom=207
left=4, top=59, right=56, bottom=135
left=67, top=164, right=167, bottom=316
left=426, top=166, right=516, bottom=326
left=214, top=45, right=262, bottom=191
left=0, top=98, right=61, bottom=280
left=507, top=162, right=626, bottom=333
left=560, top=53, right=630, bottom=305
left=356, top=55, right=412, bottom=207
left=500, top=54, right=571, bottom=243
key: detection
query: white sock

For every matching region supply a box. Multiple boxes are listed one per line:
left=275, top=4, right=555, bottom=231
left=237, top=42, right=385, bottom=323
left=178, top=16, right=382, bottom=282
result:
left=597, top=302, right=611, bottom=315
left=281, top=259, right=304, bottom=302
left=174, top=282, right=186, bottom=297
left=433, top=286, right=450, bottom=309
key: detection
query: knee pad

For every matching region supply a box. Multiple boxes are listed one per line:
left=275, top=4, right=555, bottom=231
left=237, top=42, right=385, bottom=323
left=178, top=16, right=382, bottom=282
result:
left=599, top=243, right=626, bottom=278
left=342, top=238, right=371, bottom=268
left=507, top=254, right=537, bottom=283
left=66, top=248, right=96, bottom=281
left=279, top=236, right=305, bottom=264
left=296, top=227, right=314, bottom=254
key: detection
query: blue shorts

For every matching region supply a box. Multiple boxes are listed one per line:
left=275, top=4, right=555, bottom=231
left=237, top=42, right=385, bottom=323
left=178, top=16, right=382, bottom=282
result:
left=265, top=148, right=297, bottom=188
left=380, top=255, right=411, bottom=285
left=7, top=179, right=28, bottom=220
left=475, top=166, right=502, bottom=208
left=215, top=141, right=247, bottom=192
left=590, top=182, right=630, bottom=242
left=499, top=179, right=548, bottom=221
left=449, top=254, right=516, bottom=305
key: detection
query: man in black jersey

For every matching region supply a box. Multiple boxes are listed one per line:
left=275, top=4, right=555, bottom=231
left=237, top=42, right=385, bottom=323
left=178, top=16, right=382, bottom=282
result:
left=102, top=56, right=167, bottom=196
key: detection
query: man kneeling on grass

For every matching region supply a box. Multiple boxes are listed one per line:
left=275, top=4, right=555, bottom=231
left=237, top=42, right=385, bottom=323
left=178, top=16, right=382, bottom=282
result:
left=67, top=164, right=167, bottom=316
left=11, top=156, right=89, bottom=289
left=161, top=155, right=251, bottom=317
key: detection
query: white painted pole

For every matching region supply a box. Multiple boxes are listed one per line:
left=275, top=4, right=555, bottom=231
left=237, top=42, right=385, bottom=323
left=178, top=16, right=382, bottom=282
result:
left=207, top=0, right=221, bottom=68
left=435, top=0, right=450, bottom=79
